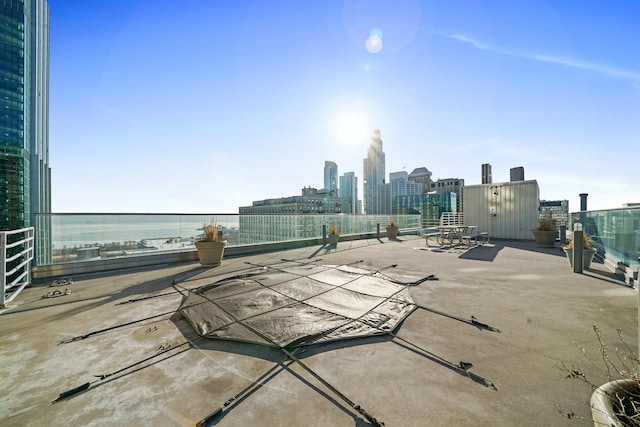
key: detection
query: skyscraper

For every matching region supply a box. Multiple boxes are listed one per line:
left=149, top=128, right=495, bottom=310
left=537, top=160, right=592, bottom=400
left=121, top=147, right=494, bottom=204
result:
left=362, top=129, right=385, bottom=214
left=510, top=166, right=525, bottom=182
left=323, top=161, right=338, bottom=196
left=0, top=0, right=50, bottom=232
left=481, top=163, right=492, bottom=184
left=339, top=172, right=358, bottom=214
left=408, top=167, right=432, bottom=194
left=378, top=171, right=423, bottom=214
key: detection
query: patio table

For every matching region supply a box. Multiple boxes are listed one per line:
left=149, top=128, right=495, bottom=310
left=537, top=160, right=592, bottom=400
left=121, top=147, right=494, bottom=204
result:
left=436, top=225, right=476, bottom=247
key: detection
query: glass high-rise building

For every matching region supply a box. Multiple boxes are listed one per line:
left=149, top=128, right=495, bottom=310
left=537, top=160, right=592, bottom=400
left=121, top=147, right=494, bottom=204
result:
left=363, top=129, right=385, bottom=214
left=0, top=0, right=50, bottom=233
left=430, top=178, right=464, bottom=213
left=339, top=171, right=358, bottom=214
left=396, top=192, right=457, bottom=224
left=378, top=171, right=423, bottom=215
left=323, top=161, right=338, bottom=196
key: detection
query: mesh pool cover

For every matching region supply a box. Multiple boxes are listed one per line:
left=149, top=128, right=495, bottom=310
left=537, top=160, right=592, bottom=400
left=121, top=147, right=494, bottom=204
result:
left=179, top=264, right=416, bottom=348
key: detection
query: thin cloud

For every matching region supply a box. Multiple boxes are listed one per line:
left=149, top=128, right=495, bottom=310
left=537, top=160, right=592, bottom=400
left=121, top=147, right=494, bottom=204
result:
left=449, top=34, right=492, bottom=50
left=444, top=33, right=640, bottom=82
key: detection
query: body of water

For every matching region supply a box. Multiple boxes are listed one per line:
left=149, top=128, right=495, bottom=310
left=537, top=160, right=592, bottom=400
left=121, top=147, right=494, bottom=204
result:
left=46, top=214, right=239, bottom=248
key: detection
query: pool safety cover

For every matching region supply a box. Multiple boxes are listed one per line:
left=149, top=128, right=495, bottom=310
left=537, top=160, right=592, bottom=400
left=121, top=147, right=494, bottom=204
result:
left=179, top=264, right=416, bottom=348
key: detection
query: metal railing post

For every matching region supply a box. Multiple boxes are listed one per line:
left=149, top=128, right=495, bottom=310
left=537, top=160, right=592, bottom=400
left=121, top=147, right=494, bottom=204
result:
left=573, top=223, right=583, bottom=274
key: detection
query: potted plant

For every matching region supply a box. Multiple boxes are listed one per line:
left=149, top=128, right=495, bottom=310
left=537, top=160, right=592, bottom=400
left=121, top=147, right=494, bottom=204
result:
left=328, top=223, right=339, bottom=245
left=532, top=218, right=557, bottom=247
left=591, top=378, right=640, bottom=427
left=386, top=218, right=399, bottom=240
left=559, top=326, right=640, bottom=426
left=563, top=232, right=597, bottom=269
left=195, top=218, right=227, bottom=267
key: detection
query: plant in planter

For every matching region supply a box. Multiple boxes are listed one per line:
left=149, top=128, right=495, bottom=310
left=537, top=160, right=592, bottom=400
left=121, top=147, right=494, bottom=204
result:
left=532, top=218, right=557, bottom=247
left=328, top=223, right=339, bottom=245
left=195, top=218, right=227, bottom=267
left=557, top=326, right=640, bottom=426
left=386, top=217, right=399, bottom=240
left=563, top=232, right=597, bottom=269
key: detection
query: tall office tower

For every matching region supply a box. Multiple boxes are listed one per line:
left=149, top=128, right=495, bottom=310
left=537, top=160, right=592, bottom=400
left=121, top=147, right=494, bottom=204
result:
left=324, top=161, right=338, bottom=196
left=481, top=163, right=492, bottom=184
left=510, top=166, right=525, bottom=182
left=339, top=172, right=359, bottom=214
left=408, top=167, right=432, bottom=193
left=362, top=129, right=385, bottom=214
left=0, top=0, right=51, bottom=234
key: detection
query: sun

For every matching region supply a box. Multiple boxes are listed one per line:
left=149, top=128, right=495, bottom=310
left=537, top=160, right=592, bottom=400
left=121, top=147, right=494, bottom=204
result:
left=334, top=109, right=368, bottom=144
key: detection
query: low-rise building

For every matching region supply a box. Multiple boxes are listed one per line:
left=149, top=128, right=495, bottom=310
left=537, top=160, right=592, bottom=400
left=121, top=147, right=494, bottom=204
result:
left=239, top=187, right=343, bottom=243
left=539, top=199, right=569, bottom=227
left=239, top=187, right=342, bottom=215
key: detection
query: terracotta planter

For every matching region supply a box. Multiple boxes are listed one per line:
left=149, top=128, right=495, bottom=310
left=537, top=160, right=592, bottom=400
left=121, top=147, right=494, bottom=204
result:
left=563, top=247, right=597, bottom=269
left=386, top=226, right=399, bottom=240
left=532, top=230, right=557, bottom=247
left=195, top=240, right=226, bottom=267
left=591, top=379, right=640, bottom=427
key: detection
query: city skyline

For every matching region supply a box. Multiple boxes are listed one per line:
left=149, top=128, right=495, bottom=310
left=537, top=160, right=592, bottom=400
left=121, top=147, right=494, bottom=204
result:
left=48, top=1, right=639, bottom=213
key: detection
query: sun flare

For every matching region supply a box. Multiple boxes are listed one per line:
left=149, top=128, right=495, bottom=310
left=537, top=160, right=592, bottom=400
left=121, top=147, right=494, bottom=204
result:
left=334, top=110, right=368, bottom=144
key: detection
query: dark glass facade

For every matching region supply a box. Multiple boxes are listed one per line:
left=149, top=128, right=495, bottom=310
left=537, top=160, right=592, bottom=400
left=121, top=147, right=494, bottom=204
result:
left=395, top=192, right=457, bottom=224
left=0, top=0, right=50, bottom=233
left=429, top=178, right=464, bottom=213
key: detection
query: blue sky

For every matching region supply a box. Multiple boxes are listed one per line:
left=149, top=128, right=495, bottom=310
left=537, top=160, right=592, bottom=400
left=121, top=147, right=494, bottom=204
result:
left=49, top=0, right=640, bottom=213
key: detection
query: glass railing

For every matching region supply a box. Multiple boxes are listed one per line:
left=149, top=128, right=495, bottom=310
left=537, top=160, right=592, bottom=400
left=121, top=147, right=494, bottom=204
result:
left=570, top=206, right=640, bottom=274
left=33, top=213, right=421, bottom=267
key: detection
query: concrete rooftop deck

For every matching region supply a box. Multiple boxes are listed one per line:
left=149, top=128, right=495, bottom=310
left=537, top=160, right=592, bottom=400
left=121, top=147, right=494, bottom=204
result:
left=1, top=236, right=637, bottom=427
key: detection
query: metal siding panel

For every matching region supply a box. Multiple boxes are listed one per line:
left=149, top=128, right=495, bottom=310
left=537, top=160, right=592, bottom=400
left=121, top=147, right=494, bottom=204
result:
left=463, top=181, right=539, bottom=240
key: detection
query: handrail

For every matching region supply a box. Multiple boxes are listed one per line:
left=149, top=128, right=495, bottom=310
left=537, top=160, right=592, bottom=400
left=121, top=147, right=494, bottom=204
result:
left=1, top=227, right=34, bottom=308
left=440, top=212, right=464, bottom=226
